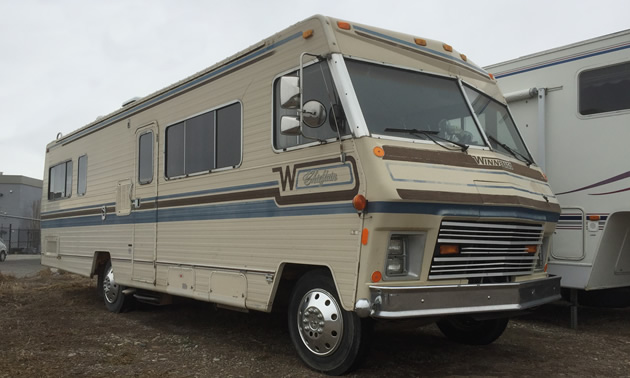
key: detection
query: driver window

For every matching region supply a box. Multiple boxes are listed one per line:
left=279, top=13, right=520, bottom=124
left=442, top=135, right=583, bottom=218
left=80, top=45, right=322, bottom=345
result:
left=273, top=62, right=348, bottom=150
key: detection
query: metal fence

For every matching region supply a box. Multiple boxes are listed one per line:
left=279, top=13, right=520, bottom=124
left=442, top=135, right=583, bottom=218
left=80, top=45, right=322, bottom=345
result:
left=0, top=226, right=40, bottom=254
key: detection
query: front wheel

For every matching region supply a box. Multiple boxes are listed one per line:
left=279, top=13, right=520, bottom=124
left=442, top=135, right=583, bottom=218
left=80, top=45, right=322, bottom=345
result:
left=101, top=260, right=134, bottom=313
left=288, top=270, right=370, bottom=375
left=437, top=316, right=509, bottom=345
left=0, top=251, right=6, bottom=262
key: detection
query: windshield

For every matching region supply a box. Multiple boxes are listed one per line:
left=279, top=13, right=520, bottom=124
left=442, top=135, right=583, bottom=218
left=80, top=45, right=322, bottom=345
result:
left=346, top=59, right=486, bottom=147
left=463, top=85, right=533, bottom=162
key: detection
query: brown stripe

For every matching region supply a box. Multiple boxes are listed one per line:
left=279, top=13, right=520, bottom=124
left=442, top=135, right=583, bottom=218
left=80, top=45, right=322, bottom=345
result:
left=397, top=189, right=561, bottom=213
left=382, top=145, right=546, bottom=181
left=42, top=157, right=361, bottom=221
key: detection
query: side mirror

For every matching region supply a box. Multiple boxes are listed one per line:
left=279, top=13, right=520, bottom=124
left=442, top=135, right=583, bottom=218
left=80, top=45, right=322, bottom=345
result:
left=280, top=116, right=301, bottom=135
left=280, top=76, right=300, bottom=109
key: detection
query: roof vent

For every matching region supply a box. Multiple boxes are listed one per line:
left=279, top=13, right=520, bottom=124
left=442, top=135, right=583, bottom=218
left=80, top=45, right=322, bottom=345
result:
left=122, top=97, right=141, bottom=107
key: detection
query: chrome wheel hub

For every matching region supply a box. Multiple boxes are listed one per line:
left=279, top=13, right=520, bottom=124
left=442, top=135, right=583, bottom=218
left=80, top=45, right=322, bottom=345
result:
left=297, top=289, right=343, bottom=356
left=103, top=266, right=119, bottom=304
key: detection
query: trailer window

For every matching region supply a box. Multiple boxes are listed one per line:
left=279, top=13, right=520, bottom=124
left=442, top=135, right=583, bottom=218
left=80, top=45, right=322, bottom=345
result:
left=77, top=155, right=87, bottom=195
left=138, top=132, right=153, bottom=184
left=273, top=61, right=349, bottom=150
left=579, top=61, right=630, bottom=115
left=48, top=160, right=73, bottom=200
left=166, top=102, right=242, bottom=178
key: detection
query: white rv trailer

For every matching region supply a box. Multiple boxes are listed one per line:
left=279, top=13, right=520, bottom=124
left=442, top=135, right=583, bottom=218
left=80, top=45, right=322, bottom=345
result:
left=486, top=31, right=630, bottom=304
left=42, top=15, right=561, bottom=374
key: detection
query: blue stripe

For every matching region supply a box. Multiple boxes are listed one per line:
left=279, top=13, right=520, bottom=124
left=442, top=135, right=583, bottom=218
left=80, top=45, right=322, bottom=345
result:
left=54, top=32, right=303, bottom=146
left=353, top=25, right=488, bottom=77
left=41, top=199, right=558, bottom=229
left=494, top=43, right=630, bottom=79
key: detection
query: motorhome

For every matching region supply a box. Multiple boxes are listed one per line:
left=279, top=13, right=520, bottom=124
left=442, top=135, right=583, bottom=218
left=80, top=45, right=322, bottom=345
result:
left=42, top=15, right=561, bottom=374
left=486, top=31, right=630, bottom=306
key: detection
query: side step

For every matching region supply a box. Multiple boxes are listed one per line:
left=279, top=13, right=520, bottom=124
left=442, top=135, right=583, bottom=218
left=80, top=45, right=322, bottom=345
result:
left=123, top=288, right=172, bottom=305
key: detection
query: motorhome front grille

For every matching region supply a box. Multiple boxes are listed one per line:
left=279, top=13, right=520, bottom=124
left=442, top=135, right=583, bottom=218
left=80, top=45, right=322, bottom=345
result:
left=429, top=220, right=544, bottom=280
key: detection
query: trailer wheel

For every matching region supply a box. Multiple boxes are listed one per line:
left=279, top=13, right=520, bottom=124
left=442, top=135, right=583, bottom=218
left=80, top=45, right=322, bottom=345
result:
left=288, top=270, right=370, bottom=375
left=0, top=251, right=6, bottom=262
left=101, top=260, right=134, bottom=313
left=437, top=316, right=509, bottom=345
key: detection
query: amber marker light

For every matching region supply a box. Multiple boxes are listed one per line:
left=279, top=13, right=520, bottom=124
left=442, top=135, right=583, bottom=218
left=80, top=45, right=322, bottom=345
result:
left=443, top=43, right=453, bottom=52
left=439, top=245, right=459, bottom=255
left=544, top=264, right=548, bottom=272
left=337, top=21, right=351, bottom=30
left=302, top=29, right=314, bottom=39
left=373, top=146, right=385, bottom=157
left=526, top=245, right=538, bottom=253
left=460, top=54, right=467, bottom=61
left=371, top=271, right=382, bottom=283
left=353, top=194, right=367, bottom=211
left=489, top=73, right=495, bottom=80
left=414, top=38, right=427, bottom=46
left=361, top=228, right=369, bottom=245
left=588, top=215, right=601, bottom=221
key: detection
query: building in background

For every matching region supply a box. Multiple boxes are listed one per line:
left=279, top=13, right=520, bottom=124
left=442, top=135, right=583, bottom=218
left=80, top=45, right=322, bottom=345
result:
left=0, top=173, right=43, bottom=253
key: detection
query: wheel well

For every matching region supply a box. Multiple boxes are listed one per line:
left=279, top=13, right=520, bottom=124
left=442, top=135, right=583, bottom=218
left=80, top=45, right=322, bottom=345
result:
left=271, top=263, right=333, bottom=313
left=91, top=251, right=111, bottom=278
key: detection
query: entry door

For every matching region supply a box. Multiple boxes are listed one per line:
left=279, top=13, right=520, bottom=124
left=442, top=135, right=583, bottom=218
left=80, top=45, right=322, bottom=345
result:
left=132, top=123, right=159, bottom=284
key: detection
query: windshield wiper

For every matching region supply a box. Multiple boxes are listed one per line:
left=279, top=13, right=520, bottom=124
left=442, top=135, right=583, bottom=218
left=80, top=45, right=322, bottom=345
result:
left=384, top=128, right=469, bottom=152
left=487, top=135, right=533, bottom=166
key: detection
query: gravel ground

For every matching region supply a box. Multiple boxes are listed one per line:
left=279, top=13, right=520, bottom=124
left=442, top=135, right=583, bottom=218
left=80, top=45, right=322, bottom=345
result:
left=1, top=270, right=629, bottom=377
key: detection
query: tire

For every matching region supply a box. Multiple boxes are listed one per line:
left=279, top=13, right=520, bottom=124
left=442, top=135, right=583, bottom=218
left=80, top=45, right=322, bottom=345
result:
left=101, top=260, right=134, bottom=313
left=288, top=270, right=370, bottom=375
left=0, top=251, right=6, bottom=262
left=437, top=316, right=509, bottom=345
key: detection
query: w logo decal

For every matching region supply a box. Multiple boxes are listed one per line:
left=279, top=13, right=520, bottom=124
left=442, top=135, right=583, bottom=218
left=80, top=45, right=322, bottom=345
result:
left=272, top=165, right=297, bottom=191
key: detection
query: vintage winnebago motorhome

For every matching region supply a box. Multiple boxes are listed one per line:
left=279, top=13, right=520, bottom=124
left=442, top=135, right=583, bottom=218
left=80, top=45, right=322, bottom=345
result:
left=486, top=31, right=630, bottom=305
left=42, top=15, right=561, bottom=374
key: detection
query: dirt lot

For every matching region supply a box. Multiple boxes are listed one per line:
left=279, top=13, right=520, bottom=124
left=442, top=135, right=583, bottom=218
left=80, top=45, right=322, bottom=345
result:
left=1, top=270, right=630, bottom=377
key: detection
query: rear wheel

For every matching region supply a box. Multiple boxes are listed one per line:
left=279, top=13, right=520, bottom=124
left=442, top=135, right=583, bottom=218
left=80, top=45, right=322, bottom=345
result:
left=101, top=260, right=134, bottom=313
left=288, top=270, right=370, bottom=375
left=437, top=316, right=509, bottom=345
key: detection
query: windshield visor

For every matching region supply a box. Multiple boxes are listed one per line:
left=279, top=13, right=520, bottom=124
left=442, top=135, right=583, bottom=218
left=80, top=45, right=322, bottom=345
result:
left=346, top=60, right=486, bottom=147
left=463, top=85, right=533, bottom=163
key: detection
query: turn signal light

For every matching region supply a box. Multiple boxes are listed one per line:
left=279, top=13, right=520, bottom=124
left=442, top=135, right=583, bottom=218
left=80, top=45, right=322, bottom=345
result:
left=588, top=215, right=601, bottom=221
left=439, top=245, right=459, bottom=255
left=353, top=194, right=367, bottom=211
left=526, top=245, right=538, bottom=253
left=373, top=146, right=385, bottom=157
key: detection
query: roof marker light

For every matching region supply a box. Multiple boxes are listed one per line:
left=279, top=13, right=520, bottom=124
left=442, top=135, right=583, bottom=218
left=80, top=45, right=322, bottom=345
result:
left=337, top=21, right=351, bottom=30
left=414, top=38, right=427, bottom=46
left=443, top=43, right=453, bottom=52
left=302, top=29, right=314, bottom=39
left=460, top=54, right=467, bottom=61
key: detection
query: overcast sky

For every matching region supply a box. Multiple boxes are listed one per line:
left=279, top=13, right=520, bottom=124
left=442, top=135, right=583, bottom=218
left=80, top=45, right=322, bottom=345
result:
left=1, top=0, right=628, bottom=180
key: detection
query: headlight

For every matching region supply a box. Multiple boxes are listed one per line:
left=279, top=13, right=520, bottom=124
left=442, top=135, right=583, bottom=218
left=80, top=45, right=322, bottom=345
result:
left=386, top=235, right=407, bottom=276
left=383, top=233, right=426, bottom=280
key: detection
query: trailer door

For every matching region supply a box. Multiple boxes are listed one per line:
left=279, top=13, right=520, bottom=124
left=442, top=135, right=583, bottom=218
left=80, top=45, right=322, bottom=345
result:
left=132, top=123, right=159, bottom=284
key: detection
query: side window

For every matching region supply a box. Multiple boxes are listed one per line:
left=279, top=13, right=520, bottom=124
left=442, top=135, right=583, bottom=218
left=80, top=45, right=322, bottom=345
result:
left=48, top=160, right=73, bottom=200
left=165, top=102, right=242, bottom=178
left=138, top=132, right=153, bottom=184
left=77, top=155, right=87, bottom=196
left=273, top=61, right=349, bottom=150
left=579, top=61, right=630, bottom=115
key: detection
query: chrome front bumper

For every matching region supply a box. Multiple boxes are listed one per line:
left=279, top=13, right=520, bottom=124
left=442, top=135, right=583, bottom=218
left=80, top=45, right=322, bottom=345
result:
left=358, top=276, right=561, bottom=319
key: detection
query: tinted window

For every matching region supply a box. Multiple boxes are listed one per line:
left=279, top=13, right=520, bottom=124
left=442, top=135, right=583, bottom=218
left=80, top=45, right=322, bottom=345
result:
left=48, top=161, right=72, bottom=200
left=138, top=132, right=153, bottom=184
left=186, top=112, right=215, bottom=174
left=273, top=62, right=349, bottom=150
left=579, top=62, right=630, bottom=115
left=77, top=155, right=87, bottom=195
left=217, top=103, right=242, bottom=167
left=165, top=102, right=242, bottom=178
left=166, top=123, right=185, bottom=177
